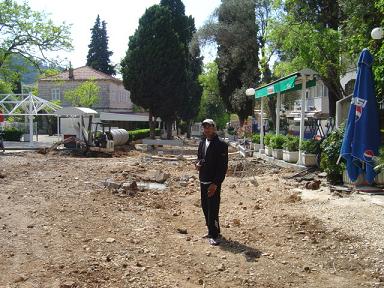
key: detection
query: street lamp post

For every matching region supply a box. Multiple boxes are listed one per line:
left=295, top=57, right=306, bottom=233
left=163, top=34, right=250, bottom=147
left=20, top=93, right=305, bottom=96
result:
left=246, top=88, right=264, bottom=153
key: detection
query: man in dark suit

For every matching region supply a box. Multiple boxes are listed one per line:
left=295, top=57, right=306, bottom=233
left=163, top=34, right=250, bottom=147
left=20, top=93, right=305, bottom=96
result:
left=196, top=119, right=228, bottom=245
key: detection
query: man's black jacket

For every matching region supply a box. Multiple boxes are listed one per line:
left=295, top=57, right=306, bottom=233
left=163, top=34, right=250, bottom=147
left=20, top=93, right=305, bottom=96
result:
left=197, top=134, right=228, bottom=185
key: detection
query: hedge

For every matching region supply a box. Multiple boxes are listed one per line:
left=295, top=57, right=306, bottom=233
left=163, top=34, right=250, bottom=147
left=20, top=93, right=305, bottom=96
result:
left=128, top=128, right=161, bottom=141
left=2, top=127, right=24, bottom=141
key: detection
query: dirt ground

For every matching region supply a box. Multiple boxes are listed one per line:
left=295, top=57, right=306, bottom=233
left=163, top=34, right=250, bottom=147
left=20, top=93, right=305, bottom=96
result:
left=1, top=145, right=384, bottom=288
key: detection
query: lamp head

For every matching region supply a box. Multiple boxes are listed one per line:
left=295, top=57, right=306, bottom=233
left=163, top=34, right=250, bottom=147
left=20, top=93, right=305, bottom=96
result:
left=246, top=88, right=255, bottom=96
left=371, top=27, right=384, bottom=40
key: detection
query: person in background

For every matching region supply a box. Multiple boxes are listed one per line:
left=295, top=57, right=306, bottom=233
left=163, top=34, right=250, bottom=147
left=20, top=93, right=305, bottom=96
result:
left=0, top=131, right=5, bottom=153
left=195, top=119, right=228, bottom=246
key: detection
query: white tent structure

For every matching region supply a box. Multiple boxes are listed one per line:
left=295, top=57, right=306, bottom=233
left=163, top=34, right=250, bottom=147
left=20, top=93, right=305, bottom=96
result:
left=0, top=93, right=61, bottom=144
left=54, top=107, right=98, bottom=143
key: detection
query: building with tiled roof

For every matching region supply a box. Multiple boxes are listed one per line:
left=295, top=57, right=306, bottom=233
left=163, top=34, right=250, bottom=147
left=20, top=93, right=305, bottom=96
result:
left=38, top=66, right=132, bottom=113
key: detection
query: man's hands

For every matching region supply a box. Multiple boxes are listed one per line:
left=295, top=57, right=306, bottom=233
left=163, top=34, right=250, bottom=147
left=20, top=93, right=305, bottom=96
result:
left=195, top=161, right=201, bottom=171
left=208, top=183, right=217, bottom=197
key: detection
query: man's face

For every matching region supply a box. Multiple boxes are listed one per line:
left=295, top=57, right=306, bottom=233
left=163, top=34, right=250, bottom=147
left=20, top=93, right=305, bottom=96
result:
left=202, top=124, right=215, bottom=138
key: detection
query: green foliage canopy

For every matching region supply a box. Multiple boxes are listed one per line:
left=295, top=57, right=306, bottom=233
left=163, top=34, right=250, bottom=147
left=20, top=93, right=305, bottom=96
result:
left=121, top=5, right=187, bottom=123
left=197, top=62, right=229, bottom=129
left=64, top=80, right=100, bottom=107
left=0, top=0, right=72, bottom=70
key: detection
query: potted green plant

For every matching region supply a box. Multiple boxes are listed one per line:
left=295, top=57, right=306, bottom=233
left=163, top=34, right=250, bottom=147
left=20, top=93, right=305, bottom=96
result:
left=251, top=133, right=260, bottom=152
left=374, top=146, right=384, bottom=184
left=320, top=126, right=344, bottom=183
left=270, top=134, right=286, bottom=160
left=227, top=126, right=235, bottom=140
left=264, top=133, right=274, bottom=156
left=283, top=135, right=300, bottom=163
left=300, top=139, right=320, bottom=166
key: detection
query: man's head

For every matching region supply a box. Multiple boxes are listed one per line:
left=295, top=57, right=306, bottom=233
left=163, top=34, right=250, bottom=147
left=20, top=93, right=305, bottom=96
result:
left=202, top=119, right=216, bottom=139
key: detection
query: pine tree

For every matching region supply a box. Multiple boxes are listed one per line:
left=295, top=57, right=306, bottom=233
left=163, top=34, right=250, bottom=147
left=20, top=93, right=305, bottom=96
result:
left=86, top=15, right=116, bottom=75
left=121, top=5, right=187, bottom=139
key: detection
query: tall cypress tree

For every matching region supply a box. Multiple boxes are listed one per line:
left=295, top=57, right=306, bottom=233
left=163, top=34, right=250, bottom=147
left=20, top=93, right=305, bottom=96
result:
left=86, top=15, right=116, bottom=75
left=160, top=0, right=203, bottom=137
left=121, top=5, right=186, bottom=139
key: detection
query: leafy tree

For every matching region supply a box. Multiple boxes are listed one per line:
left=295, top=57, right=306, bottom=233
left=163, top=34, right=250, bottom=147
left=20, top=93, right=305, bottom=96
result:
left=64, top=80, right=100, bottom=107
left=269, top=0, right=344, bottom=117
left=217, top=0, right=259, bottom=126
left=0, top=0, right=72, bottom=71
left=0, top=80, right=12, bottom=94
left=198, top=0, right=260, bottom=126
left=338, top=0, right=383, bottom=99
left=197, top=62, right=229, bottom=130
left=270, top=0, right=384, bottom=116
left=256, top=0, right=278, bottom=130
left=86, top=15, right=116, bottom=75
left=121, top=5, right=186, bottom=139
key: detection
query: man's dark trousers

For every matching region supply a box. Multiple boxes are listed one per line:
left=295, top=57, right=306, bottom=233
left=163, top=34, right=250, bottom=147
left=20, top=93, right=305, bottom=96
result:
left=200, top=183, right=221, bottom=239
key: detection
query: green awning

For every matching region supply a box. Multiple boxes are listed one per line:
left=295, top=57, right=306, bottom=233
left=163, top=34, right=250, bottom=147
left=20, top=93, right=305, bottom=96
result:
left=255, top=74, right=317, bottom=99
left=256, top=75, right=297, bottom=98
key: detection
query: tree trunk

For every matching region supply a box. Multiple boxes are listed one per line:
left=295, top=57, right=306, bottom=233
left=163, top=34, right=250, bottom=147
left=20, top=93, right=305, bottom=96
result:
left=149, top=109, right=155, bottom=139
left=166, top=120, right=173, bottom=139
left=186, top=119, right=192, bottom=139
left=238, top=116, right=245, bottom=127
left=87, top=115, right=93, bottom=145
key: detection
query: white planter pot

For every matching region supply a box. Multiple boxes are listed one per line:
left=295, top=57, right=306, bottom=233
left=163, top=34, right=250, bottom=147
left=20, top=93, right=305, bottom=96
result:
left=283, top=150, right=299, bottom=163
left=342, top=170, right=365, bottom=185
left=302, top=153, right=318, bottom=166
left=272, top=148, right=283, bottom=160
left=253, top=143, right=260, bottom=152
left=343, top=170, right=384, bottom=185
left=265, top=146, right=272, bottom=156
left=376, top=171, right=384, bottom=184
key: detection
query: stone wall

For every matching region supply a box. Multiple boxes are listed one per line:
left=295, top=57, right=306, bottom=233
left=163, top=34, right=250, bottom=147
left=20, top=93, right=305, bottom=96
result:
left=38, top=80, right=132, bottom=113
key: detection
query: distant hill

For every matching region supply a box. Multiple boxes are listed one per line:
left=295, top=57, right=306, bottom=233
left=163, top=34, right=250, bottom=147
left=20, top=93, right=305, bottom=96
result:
left=8, top=56, right=64, bottom=85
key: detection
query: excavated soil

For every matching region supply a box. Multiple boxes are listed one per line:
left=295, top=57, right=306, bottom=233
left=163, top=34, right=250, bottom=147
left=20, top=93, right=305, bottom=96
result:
left=1, top=149, right=384, bottom=288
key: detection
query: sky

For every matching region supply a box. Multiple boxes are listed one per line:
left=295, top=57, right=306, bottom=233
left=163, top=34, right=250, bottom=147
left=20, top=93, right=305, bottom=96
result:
left=24, top=0, right=221, bottom=69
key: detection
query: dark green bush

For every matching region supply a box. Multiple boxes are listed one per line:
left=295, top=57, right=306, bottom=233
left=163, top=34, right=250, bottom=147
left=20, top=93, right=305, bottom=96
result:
left=320, top=125, right=345, bottom=184
left=128, top=128, right=160, bottom=141
left=300, top=139, right=320, bottom=154
left=2, top=126, right=24, bottom=141
left=227, top=126, right=235, bottom=135
left=264, top=133, right=274, bottom=147
left=251, top=133, right=260, bottom=144
left=270, top=134, right=287, bottom=149
left=283, top=135, right=300, bottom=151
left=375, top=146, right=384, bottom=172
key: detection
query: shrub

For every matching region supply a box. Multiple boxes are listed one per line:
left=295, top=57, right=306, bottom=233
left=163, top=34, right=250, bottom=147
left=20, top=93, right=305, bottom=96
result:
left=2, top=126, right=24, bottom=141
left=283, top=135, right=299, bottom=151
left=227, top=126, right=235, bottom=135
left=374, top=146, right=384, bottom=172
left=270, top=134, right=287, bottom=149
left=320, top=125, right=345, bottom=184
left=128, top=128, right=160, bottom=141
left=251, top=133, right=260, bottom=144
left=264, top=133, right=274, bottom=147
left=300, top=139, right=320, bottom=154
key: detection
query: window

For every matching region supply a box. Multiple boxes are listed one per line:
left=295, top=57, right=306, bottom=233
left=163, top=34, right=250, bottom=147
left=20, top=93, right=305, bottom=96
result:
left=51, top=88, right=61, bottom=101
